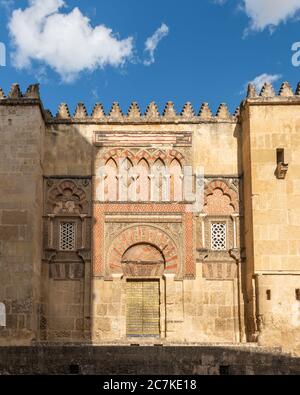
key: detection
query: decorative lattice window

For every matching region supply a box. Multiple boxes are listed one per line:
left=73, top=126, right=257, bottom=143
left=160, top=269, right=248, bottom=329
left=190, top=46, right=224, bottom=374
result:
left=59, top=222, right=76, bottom=251
left=211, top=223, right=226, bottom=251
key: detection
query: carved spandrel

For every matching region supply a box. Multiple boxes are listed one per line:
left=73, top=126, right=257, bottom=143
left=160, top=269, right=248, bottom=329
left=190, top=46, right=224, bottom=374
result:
left=45, top=178, right=91, bottom=216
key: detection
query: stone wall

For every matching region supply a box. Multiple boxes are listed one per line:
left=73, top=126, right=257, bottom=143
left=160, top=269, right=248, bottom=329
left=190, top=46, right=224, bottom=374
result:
left=0, top=98, right=44, bottom=345
left=0, top=345, right=299, bottom=375
left=1, top=82, right=300, bottom=357
left=91, top=268, right=241, bottom=343
left=241, top=97, right=300, bottom=354
left=40, top=270, right=86, bottom=342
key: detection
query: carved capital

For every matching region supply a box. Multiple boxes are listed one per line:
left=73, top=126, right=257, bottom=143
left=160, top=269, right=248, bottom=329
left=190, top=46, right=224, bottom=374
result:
left=229, top=248, right=241, bottom=262
left=77, top=249, right=91, bottom=262
left=44, top=249, right=57, bottom=263
left=197, top=248, right=209, bottom=261
left=276, top=162, right=289, bottom=179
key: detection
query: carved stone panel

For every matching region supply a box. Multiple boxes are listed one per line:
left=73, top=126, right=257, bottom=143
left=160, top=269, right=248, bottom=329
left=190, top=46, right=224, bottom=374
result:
left=45, top=178, right=91, bottom=216
left=43, top=178, right=91, bottom=280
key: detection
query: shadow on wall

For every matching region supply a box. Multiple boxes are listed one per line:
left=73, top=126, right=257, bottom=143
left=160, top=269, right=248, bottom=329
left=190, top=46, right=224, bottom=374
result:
left=0, top=345, right=299, bottom=375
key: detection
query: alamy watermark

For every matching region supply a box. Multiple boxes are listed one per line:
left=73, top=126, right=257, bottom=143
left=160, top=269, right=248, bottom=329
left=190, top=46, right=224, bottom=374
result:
left=292, top=42, right=300, bottom=67
left=95, top=161, right=205, bottom=214
left=0, top=42, right=6, bottom=67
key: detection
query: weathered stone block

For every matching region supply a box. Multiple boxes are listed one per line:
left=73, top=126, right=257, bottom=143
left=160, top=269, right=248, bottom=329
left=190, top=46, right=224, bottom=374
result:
left=0, top=226, right=18, bottom=241
left=96, top=304, right=107, bottom=316
left=6, top=314, right=17, bottom=329
left=95, top=318, right=111, bottom=332
left=219, top=306, right=232, bottom=319
left=2, top=211, right=28, bottom=225
left=215, top=318, right=226, bottom=331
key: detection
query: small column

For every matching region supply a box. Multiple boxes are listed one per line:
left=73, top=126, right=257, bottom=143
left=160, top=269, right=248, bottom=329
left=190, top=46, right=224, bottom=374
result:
left=162, top=174, right=171, bottom=201
left=179, top=173, right=184, bottom=201
left=254, top=274, right=269, bottom=333
left=231, top=214, right=239, bottom=249
left=199, top=213, right=207, bottom=248
left=116, top=174, right=125, bottom=201
left=149, top=174, right=155, bottom=201
left=129, top=174, right=139, bottom=202
left=80, top=214, right=87, bottom=249
left=47, top=214, right=55, bottom=249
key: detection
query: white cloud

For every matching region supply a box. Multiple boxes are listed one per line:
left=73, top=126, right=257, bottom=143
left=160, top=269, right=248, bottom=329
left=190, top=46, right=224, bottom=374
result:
left=144, top=23, right=169, bottom=66
left=8, top=0, right=134, bottom=82
left=247, top=73, right=282, bottom=92
left=242, top=0, right=300, bottom=32
left=215, top=0, right=300, bottom=32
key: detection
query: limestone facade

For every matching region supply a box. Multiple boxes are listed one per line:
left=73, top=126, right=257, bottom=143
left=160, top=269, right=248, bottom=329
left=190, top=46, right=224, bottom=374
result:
left=0, top=82, right=299, bottom=355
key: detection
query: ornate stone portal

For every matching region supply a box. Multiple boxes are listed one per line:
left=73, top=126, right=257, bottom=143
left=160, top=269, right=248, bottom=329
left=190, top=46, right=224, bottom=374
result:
left=88, top=130, right=242, bottom=342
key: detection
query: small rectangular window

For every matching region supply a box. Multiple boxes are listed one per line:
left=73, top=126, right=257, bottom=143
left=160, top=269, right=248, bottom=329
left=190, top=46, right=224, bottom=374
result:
left=266, top=290, right=271, bottom=300
left=296, top=289, right=300, bottom=301
left=59, top=222, right=76, bottom=251
left=219, top=365, right=230, bottom=375
left=211, top=223, right=226, bottom=251
left=277, top=148, right=284, bottom=164
left=0, top=303, right=6, bottom=327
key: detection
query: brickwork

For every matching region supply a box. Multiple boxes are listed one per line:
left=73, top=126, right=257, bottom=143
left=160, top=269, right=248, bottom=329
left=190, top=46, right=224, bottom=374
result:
left=92, top=203, right=193, bottom=277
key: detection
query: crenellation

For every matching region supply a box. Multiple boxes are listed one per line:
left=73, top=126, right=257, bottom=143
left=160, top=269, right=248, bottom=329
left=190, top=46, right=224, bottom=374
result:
left=180, top=102, right=195, bottom=119
left=91, top=103, right=105, bottom=119
left=216, top=103, right=231, bottom=120
left=144, top=101, right=160, bottom=120
left=247, top=83, right=257, bottom=98
left=163, top=101, right=177, bottom=119
left=233, top=106, right=240, bottom=120
left=279, top=82, right=294, bottom=97
left=8, top=83, right=23, bottom=99
left=0, top=87, right=5, bottom=99
left=259, top=82, right=275, bottom=98
left=56, top=103, right=71, bottom=119
left=108, top=102, right=123, bottom=120
left=199, top=103, right=213, bottom=120
left=24, top=84, right=40, bottom=100
left=127, top=101, right=142, bottom=119
left=44, top=110, right=53, bottom=120
left=74, top=102, right=88, bottom=118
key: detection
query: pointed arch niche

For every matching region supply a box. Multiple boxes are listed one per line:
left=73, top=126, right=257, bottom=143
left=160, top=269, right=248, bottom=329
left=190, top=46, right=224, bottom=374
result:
left=136, top=159, right=150, bottom=201
left=170, top=158, right=183, bottom=202
left=104, top=158, right=117, bottom=202
left=152, top=158, right=167, bottom=201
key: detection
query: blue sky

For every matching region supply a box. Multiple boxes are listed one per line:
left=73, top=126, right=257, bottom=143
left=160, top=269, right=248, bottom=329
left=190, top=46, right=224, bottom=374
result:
left=1, top=0, right=300, bottom=115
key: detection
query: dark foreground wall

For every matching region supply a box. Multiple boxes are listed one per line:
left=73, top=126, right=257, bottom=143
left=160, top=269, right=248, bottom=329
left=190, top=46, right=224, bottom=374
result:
left=0, top=346, right=299, bottom=375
